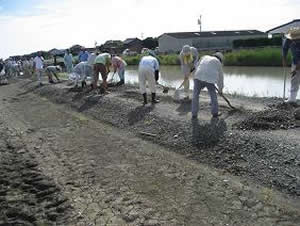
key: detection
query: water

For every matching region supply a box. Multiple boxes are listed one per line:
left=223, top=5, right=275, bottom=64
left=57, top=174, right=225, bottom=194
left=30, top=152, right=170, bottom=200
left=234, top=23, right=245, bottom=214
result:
left=118, top=66, right=297, bottom=98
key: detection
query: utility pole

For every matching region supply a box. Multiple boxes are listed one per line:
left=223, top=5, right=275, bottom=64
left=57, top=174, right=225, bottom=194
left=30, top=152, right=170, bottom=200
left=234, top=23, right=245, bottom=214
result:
left=197, top=15, right=202, bottom=32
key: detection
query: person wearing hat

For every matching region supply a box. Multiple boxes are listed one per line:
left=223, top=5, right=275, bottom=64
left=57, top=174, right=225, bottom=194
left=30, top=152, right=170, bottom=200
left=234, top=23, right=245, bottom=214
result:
left=179, top=45, right=199, bottom=99
left=283, top=27, right=300, bottom=103
left=138, top=54, right=160, bottom=105
left=191, top=52, right=224, bottom=119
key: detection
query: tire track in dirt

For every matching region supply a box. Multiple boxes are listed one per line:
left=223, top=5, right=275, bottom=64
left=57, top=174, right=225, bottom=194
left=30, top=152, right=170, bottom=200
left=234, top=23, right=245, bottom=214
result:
left=0, top=124, right=71, bottom=226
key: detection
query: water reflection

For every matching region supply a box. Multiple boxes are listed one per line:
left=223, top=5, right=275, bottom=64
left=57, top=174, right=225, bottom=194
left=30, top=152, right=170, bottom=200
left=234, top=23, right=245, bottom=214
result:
left=121, top=66, right=296, bottom=98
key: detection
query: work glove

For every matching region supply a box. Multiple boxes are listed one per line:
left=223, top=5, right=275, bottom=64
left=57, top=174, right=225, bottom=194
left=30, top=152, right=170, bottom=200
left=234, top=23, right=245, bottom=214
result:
left=155, top=70, right=159, bottom=82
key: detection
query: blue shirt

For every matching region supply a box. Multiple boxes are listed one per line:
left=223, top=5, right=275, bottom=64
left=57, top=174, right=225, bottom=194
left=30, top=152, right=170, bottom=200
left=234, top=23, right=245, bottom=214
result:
left=79, top=51, right=89, bottom=62
left=282, top=38, right=300, bottom=65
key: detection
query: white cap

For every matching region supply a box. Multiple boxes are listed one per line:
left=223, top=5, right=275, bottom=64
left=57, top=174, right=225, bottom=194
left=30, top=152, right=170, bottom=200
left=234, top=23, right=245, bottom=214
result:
left=213, top=52, right=224, bottom=63
left=182, top=45, right=191, bottom=55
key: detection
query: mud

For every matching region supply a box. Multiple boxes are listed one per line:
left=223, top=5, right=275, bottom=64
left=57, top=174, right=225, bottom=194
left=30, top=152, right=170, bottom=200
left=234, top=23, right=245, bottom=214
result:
left=0, top=124, right=71, bottom=226
left=15, top=79, right=299, bottom=199
left=1, top=76, right=300, bottom=225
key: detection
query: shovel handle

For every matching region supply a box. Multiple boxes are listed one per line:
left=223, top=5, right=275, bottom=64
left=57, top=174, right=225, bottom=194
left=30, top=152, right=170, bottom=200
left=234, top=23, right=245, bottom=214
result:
left=177, top=69, right=195, bottom=90
left=214, top=86, right=236, bottom=110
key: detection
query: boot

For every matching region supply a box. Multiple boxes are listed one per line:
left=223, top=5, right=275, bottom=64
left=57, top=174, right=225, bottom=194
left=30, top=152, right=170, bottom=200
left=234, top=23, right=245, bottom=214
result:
left=286, top=91, right=297, bottom=103
left=117, top=80, right=124, bottom=86
left=81, top=81, right=87, bottom=88
left=151, top=93, right=159, bottom=104
left=143, top=93, right=147, bottom=105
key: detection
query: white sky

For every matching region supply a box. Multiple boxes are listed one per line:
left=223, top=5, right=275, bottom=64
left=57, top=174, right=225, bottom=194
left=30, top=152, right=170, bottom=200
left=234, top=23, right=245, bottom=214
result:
left=0, top=0, right=299, bottom=59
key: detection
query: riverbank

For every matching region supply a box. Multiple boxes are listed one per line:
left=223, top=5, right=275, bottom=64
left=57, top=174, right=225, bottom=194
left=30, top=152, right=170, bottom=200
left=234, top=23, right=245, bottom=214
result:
left=2, top=75, right=300, bottom=225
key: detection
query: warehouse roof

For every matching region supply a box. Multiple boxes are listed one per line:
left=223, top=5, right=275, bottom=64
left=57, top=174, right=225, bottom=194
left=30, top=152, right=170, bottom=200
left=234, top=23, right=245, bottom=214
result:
left=162, top=30, right=265, bottom=39
left=267, top=19, right=300, bottom=33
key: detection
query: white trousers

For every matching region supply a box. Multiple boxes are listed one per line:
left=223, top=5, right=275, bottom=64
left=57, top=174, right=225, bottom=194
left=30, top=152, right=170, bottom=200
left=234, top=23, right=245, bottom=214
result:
left=36, top=69, right=43, bottom=82
left=289, top=64, right=300, bottom=102
left=138, top=66, right=156, bottom=94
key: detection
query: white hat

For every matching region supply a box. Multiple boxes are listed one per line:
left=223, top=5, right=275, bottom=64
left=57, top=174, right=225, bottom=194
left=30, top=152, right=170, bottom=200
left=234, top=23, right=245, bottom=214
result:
left=182, top=45, right=191, bottom=55
left=285, top=27, right=300, bottom=40
left=213, top=52, right=224, bottom=63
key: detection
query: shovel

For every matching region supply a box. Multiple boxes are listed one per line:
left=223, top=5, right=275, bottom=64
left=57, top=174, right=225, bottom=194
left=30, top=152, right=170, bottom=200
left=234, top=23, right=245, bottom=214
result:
left=283, top=67, right=287, bottom=101
left=157, top=82, right=169, bottom=93
left=174, top=67, right=195, bottom=100
left=108, top=72, right=116, bottom=83
left=214, top=86, right=236, bottom=110
left=173, top=79, right=186, bottom=100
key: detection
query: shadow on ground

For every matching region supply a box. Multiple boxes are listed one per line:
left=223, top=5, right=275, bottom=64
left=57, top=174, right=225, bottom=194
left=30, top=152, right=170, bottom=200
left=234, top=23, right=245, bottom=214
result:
left=191, top=117, right=227, bottom=148
left=128, top=105, right=155, bottom=126
left=78, top=94, right=103, bottom=112
left=176, top=100, right=192, bottom=116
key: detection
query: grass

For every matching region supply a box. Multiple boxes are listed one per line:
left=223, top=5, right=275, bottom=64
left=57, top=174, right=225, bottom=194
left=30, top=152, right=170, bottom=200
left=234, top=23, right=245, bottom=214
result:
left=45, top=48, right=292, bottom=67
left=224, top=47, right=291, bottom=66
left=124, top=48, right=291, bottom=67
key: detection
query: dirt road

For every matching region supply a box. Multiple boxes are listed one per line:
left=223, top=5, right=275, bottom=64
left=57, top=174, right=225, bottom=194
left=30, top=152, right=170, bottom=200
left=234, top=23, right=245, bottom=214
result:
left=1, top=78, right=300, bottom=226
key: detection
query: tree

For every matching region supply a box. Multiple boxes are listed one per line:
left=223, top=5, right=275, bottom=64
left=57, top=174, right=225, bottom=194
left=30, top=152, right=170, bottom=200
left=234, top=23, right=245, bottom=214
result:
left=142, top=37, right=158, bottom=49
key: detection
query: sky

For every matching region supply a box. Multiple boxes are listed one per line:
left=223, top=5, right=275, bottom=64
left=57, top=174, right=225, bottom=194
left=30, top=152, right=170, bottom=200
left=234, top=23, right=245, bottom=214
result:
left=0, top=0, right=299, bottom=59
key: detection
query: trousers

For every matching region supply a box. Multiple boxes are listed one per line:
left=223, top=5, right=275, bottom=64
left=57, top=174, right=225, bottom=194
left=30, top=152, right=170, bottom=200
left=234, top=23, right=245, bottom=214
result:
left=192, top=79, right=218, bottom=117
left=138, top=66, right=156, bottom=94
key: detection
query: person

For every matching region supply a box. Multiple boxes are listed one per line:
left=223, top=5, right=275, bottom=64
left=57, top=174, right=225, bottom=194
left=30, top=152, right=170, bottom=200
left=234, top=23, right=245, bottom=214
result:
left=111, top=55, right=127, bottom=85
left=179, top=45, right=199, bottom=99
left=92, top=52, right=112, bottom=91
left=87, top=52, right=98, bottom=66
left=69, top=61, right=93, bottom=88
left=64, top=49, right=73, bottom=73
left=282, top=27, right=300, bottom=103
left=191, top=52, right=224, bottom=119
left=0, top=59, right=4, bottom=74
left=138, top=54, right=160, bottom=105
left=33, top=52, right=44, bottom=86
left=78, top=49, right=89, bottom=62
left=45, top=65, right=61, bottom=83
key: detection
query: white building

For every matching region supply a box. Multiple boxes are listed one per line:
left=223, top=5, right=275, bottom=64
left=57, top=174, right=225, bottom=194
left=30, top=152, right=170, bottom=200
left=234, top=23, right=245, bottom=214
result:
left=158, top=30, right=267, bottom=53
left=267, top=19, right=300, bottom=35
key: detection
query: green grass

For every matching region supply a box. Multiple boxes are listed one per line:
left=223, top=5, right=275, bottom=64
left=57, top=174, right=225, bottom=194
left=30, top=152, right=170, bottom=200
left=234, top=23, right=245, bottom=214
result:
left=46, top=48, right=292, bottom=67
left=224, top=47, right=291, bottom=66
left=123, top=48, right=291, bottom=67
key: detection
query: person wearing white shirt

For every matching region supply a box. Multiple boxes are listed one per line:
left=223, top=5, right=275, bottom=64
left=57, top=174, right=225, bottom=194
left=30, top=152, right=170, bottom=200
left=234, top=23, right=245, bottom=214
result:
left=33, top=52, right=44, bottom=86
left=138, top=55, right=160, bottom=105
left=69, top=62, right=93, bottom=88
left=63, top=49, right=73, bottom=73
left=192, top=52, right=224, bottom=119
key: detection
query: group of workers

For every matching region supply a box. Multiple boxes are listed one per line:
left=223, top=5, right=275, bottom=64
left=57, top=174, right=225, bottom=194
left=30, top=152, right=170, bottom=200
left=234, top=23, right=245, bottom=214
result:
left=1, top=27, right=299, bottom=119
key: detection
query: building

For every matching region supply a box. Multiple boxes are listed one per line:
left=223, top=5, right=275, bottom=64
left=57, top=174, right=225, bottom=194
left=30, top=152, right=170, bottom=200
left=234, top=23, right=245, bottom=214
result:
left=99, top=40, right=124, bottom=54
left=267, top=19, right=300, bottom=35
left=123, top=38, right=143, bottom=53
left=69, top=44, right=85, bottom=55
left=158, top=30, right=267, bottom=53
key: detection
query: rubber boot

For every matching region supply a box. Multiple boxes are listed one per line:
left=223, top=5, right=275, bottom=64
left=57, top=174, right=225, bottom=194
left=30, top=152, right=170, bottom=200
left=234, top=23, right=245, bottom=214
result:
left=286, top=91, right=297, bottom=103
left=151, top=93, right=159, bottom=104
left=143, top=93, right=147, bottom=105
left=81, top=81, right=87, bottom=88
